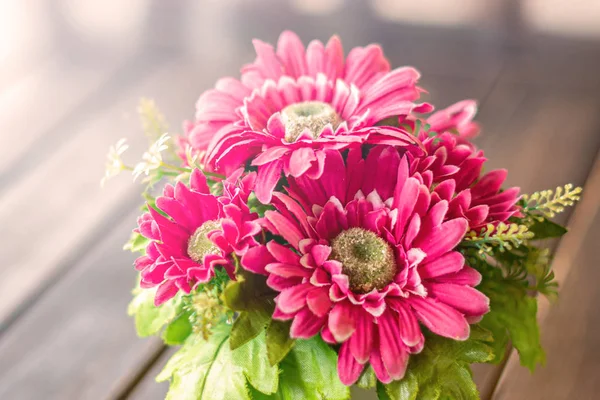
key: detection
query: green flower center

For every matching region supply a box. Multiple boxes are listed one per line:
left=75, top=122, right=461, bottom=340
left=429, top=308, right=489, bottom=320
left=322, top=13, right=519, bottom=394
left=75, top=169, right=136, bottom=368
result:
left=187, top=220, right=222, bottom=263
left=331, top=228, right=397, bottom=294
left=281, top=101, right=341, bottom=143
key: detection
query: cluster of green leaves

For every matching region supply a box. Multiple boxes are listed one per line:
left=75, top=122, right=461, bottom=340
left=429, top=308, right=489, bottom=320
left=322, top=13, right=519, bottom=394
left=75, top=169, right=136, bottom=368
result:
left=157, top=322, right=349, bottom=400
left=377, top=326, right=494, bottom=400
left=127, top=267, right=232, bottom=345
left=128, top=286, right=193, bottom=346
left=221, top=267, right=297, bottom=366
left=222, top=268, right=275, bottom=350
left=465, top=249, right=546, bottom=370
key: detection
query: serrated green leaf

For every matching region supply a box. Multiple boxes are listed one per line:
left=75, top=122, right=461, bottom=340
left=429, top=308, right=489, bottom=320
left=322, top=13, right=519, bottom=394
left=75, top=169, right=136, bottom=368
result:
left=291, top=337, right=349, bottom=400
left=162, top=311, right=193, bottom=345
left=266, top=320, right=295, bottom=366
left=248, top=336, right=350, bottom=400
left=378, top=373, right=419, bottom=400
left=230, top=309, right=271, bottom=350
left=223, top=270, right=275, bottom=350
left=479, top=283, right=546, bottom=370
left=529, top=218, right=568, bottom=239
left=157, top=323, right=251, bottom=400
left=232, top=331, right=279, bottom=395
left=128, top=286, right=183, bottom=337
left=356, top=366, right=377, bottom=390
left=123, top=231, right=150, bottom=253
left=381, top=329, right=493, bottom=400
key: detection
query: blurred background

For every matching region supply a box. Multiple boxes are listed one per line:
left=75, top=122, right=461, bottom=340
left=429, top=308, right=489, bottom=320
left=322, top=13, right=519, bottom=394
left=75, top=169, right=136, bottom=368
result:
left=0, top=1, right=599, bottom=399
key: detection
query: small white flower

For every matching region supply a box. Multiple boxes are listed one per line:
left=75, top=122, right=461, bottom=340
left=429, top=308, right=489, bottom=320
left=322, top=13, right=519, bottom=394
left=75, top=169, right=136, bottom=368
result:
left=185, top=144, right=204, bottom=169
left=132, top=133, right=171, bottom=181
left=101, top=138, right=129, bottom=187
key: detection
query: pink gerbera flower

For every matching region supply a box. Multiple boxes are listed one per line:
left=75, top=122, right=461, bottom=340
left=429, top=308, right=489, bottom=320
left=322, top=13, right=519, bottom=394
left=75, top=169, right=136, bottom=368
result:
left=186, top=31, right=431, bottom=203
left=134, top=169, right=260, bottom=305
left=406, top=101, right=521, bottom=227
left=242, top=149, right=489, bottom=385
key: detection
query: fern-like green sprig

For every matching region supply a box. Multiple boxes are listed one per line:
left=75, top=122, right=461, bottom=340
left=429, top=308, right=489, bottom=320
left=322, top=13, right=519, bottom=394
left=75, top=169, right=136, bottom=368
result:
left=138, top=98, right=169, bottom=142
left=462, top=222, right=534, bottom=254
left=522, top=184, right=582, bottom=219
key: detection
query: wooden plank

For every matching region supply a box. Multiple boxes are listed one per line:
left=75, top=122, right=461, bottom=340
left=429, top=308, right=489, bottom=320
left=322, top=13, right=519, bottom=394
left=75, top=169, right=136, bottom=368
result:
left=491, top=153, right=600, bottom=400
left=0, top=57, right=151, bottom=193
left=0, top=207, right=164, bottom=400
left=126, top=348, right=174, bottom=400
left=466, top=82, right=600, bottom=398
left=0, top=57, right=206, bottom=328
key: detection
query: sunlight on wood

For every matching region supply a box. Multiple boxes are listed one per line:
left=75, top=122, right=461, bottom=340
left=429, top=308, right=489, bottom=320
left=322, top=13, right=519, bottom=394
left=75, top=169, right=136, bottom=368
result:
left=524, top=0, right=600, bottom=38
left=370, top=0, right=496, bottom=26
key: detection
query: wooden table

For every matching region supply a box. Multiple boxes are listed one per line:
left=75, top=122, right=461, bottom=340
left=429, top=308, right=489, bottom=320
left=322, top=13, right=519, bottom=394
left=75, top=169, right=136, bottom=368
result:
left=0, top=1, right=599, bottom=399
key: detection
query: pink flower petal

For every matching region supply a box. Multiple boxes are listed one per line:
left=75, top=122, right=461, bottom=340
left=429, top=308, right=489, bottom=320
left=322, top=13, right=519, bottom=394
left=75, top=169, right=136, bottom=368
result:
left=290, top=307, right=326, bottom=339
left=471, top=169, right=507, bottom=198
left=338, top=341, right=365, bottom=386
left=388, top=299, right=422, bottom=347
left=154, top=281, right=178, bottom=306
left=310, top=244, right=332, bottom=266
left=349, top=311, right=374, bottom=364
left=267, top=241, right=301, bottom=264
left=408, top=296, right=470, bottom=340
left=328, top=301, right=356, bottom=342
left=264, top=210, right=304, bottom=248
left=419, top=251, right=465, bottom=279
left=306, top=287, right=333, bottom=317
left=255, top=160, right=284, bottom=203
left=288, top=148, right=317, bottom=178
left=251, top=145, right=290, bottom=166
left=369, top=346, right=392, bottom=384
left=276, top=30, right=308, bottom=78
left=414, top=218, right=468, bottom=260
left=434, top=265, right=482, bottom=287
left=277, top=283, right=314, bottom=314
left=378, top=310, right=409, bottom=380
left=426, top=283, right=490, bottom=316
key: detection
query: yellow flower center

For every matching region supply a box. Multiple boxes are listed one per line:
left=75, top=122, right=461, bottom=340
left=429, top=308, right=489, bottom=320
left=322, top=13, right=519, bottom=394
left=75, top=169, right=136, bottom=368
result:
left=187, top=220, right=222, bottom=263
left=331, top=228, right=397, bottom=294
left=281, top=101, right=341, bottom=143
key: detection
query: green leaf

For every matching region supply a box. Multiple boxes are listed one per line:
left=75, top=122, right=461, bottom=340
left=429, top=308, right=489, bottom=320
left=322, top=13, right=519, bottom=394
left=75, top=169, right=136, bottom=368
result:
left=480, top=284, right=545, bottom=370
left=223, top=270, right=275, bottom=350
left=266, top=320, right=296, bottom=366
left=230, top=309, right=271, bottom=350
left=288, top=337, right=349, bottom=400
left=157, top=323, right=251, bottom=400
left=248, top=192, right=276, bottom=217
left=128, top=286, right=183, bottom=337
left=528, top=218, right=568, bottom=239
left=381, top=327, right=494, bottom=400
left=356, top=366, right=377, bottom=390
left=249, top=336, right=350, bottom=400
left=123, top=231, right=149, bottom=253
left=232, top=331, right=279, bottom=395
left=465, top=248, right=547, bottom=369
left=162, top=311, right=193, bottom=345
left=375, top=116, right=400, bottom=127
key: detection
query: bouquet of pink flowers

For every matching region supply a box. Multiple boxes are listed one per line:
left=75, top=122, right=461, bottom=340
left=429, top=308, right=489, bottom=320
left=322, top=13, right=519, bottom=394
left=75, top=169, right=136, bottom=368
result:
left=104, top=32, right=582, bottom=399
